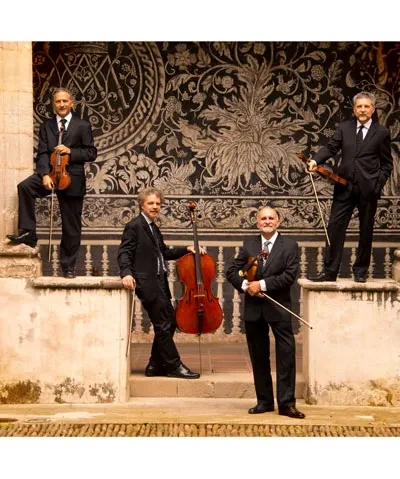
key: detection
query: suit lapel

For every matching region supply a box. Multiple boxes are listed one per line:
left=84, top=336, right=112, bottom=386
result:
left=50, top=118, right=59, bottom=139
left=355, top=121, right=377, bottom=155
left=358, top=122, right=377, bottom=153
left=62, top=115, right=76, bottom=143
left=140, top=214, right=157, bottom=246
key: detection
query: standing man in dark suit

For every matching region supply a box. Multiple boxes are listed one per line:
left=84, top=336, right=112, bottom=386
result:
left=308, top=91, right=393, bottom=283
left=118, top=187, right=201, bottom=379
left=7, top=87, right=97, bottom=278
left=226, top=206, right=305, bottom=418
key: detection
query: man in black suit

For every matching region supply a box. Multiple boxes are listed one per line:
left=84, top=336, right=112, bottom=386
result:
left=226, top=206, right=305, bottom=419
left=308, top=91, right=393, bottom=283
left=118, top=187, right=201, bottom=379
left=7, top=87, right=97, bottom=278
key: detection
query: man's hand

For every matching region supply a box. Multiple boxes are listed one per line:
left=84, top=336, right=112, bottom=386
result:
left=121, top=275, right=136, bottom=290
left=306, top=159, right=317, bottom=172
left=54, top=144, right=71, bottom=155
left=42, top=174, right=54, bottom=190
left=187, top=245, right=206, bottom=255
left=247, top=280, right=262, bottom=296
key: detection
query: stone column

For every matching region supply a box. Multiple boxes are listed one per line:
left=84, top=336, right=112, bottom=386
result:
left=0, top=42, right=34, bottom=236
left=0, top=42, right=41, bottom=277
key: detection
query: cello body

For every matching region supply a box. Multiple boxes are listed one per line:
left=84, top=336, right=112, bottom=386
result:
left=175, top=202, right=223, bottom=335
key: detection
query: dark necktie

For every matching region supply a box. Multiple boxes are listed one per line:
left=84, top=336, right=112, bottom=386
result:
left=60, top=118, right=67, bottom=132
left=356, top=125, right=364, bottom=151
left=149, top=223, right=166, bottom=274
left=262, top=240, right=271, bottom=266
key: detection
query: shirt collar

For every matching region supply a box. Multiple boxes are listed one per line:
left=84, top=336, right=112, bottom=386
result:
left=357, top=118, right=372, bottom=130
left=56, top=112, right=72, bottom=128
left=141, top=212, right=153, bottom=225
left=261, top=231, right=278, bottom=248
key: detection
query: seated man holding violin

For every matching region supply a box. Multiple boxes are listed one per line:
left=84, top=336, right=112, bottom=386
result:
left=6, top=87, right=97, bottom=278
left=306, top=91, right=393, bottom=283
left=226, top=206, right=305, bottom=419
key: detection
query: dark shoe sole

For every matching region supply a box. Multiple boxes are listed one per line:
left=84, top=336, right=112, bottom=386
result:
left=145, top=370, right=167, bottom=377
left=248, top=406, right=275, bottom=414
left=7, top=235, right=37, bottom=248
left=166, top=373, right=200, bottom=379
left=278, top=410, right=306, bottom=419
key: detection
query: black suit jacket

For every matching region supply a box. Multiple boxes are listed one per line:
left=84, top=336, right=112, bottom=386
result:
left=226, top=233, right=299, bottom=322
left=313, top=119, right=392, bottom=199
left=35, top=115, right=97, bottom=196
left=118, top=214, right=188, bottom=303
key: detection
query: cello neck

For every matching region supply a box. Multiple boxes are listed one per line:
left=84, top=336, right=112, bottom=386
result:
left=189, top=202, right=203, bottom=288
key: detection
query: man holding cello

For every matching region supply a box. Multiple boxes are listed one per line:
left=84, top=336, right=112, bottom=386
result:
left=6, top=87, right=97, bottom=278
left=226, top=206, right=305, bottom=419
left=118, top=187, right=201, bottom=379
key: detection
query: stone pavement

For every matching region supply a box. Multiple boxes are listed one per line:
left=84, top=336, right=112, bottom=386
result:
left=1, top=398, right=399, bottom=436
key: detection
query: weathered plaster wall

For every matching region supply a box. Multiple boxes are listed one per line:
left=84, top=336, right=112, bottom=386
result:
left=300, top=279, right=400, bottom=406
left=0, top=275, right=129, bottom=404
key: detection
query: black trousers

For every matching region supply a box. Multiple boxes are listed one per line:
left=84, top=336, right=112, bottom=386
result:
left=17, top=174, right=83, bottom=272
left=324, top=187, right=378, bottom=277
left=245, top=316, right=296, bottom=409
left=141, top=275, right=181, bottom=372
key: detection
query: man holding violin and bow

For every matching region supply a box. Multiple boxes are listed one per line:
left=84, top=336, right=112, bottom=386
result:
left=307, top=91, right=393, bottom=283
left=226, top=206, right=305, bottom=419
left=7, top=87, right=97, bottom=278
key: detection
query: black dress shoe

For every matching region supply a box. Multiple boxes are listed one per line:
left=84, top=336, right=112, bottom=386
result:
left=248, top=403, right=275, bottom=414
left=167, top=363, right=200, bottom=379
left=278, top=406, right=305, bottom=419
left=6, top=230, right=37, bottom=248
left=354, top=274, right=367, bottom=283
left=309, top=271, right=337, bottom=282
left=145, top=363, right=167, bottom=377
left=63, top=270, right=76, bottom=279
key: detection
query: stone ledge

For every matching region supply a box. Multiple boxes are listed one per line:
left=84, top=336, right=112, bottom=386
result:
left=31, top=276, right=123, bottom=289
left=298, top=278, right=399, bottom=292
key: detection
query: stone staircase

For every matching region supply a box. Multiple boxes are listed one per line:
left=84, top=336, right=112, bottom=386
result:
left=129, top=342, right=304, bottom=399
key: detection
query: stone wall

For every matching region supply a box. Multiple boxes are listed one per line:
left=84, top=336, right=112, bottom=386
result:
left=300, top=278, right=400, bottom=406
left=0, top=275, right=129, bottom=404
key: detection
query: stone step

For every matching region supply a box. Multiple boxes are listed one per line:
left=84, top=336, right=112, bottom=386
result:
left=129, top=372, right=305, bottom=399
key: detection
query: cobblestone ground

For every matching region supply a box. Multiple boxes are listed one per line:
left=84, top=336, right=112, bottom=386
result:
left=1, top=422, right=399, bottom=437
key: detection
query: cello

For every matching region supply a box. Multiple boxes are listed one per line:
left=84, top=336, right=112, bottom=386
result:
left=175, top=202, right=223, bottom=335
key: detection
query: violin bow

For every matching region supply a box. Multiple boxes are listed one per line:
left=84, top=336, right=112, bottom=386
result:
left=298, top=152, right=331, bottom=247
left=259, top=292, right=313, bottom=329
left=48, top=186, right=55, bottom=261
left=126, top=289, right=136, bottom=357
left=307, top=170, right=331, bottom=246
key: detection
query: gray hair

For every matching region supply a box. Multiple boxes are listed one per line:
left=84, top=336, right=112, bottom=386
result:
left=137, top=187, right=165, bottom=208
left=52, top=87, right=74, bottom=101
left=353, top=91, right=376, bottom=107
left=258, top=205, right=280, bottom=220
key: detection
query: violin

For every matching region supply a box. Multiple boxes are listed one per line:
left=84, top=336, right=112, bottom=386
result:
left=175, top=202, right=223, bottom=335
left=239, top=250, right=269, bottom=283
left=49, top=121, right=71, bottom=190
left=297, top=152, right=348, bottom=187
